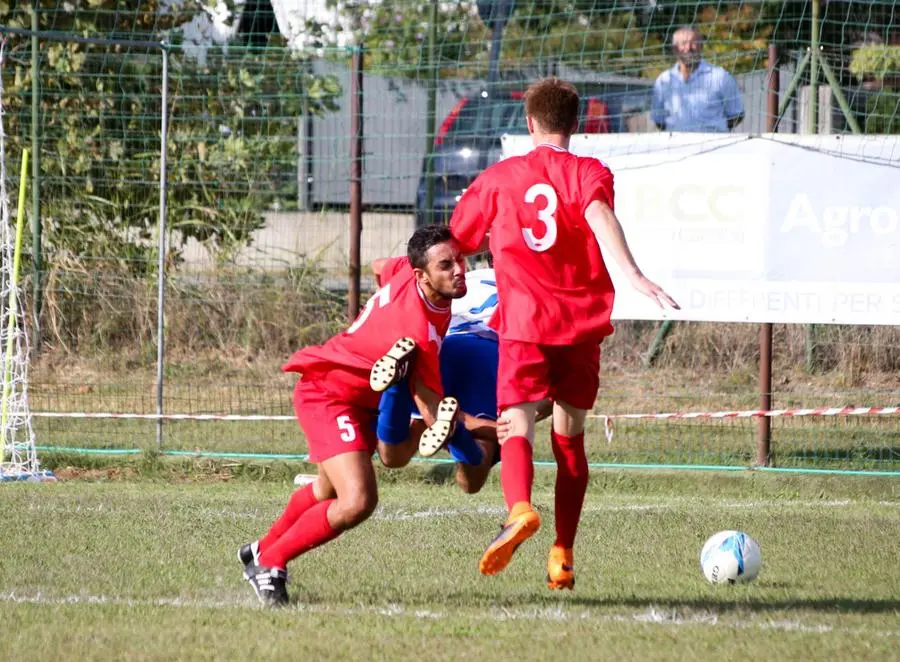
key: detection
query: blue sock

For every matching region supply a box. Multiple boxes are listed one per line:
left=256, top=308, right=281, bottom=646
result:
left=447, top=425, right=484, bottom=466
left=376, top=378, right=415, bottom=445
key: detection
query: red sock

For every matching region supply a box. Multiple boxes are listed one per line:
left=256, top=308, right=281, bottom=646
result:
left=500, top=435, right=534, bottom=510
left=258, top=484, right=319, bottom=553
left=551, top=430, right=589, bottom=548
left=258, top=499, right=339, bottom=569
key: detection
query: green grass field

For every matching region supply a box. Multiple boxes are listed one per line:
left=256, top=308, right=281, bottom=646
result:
left=3, top=470, right=899, bottom=660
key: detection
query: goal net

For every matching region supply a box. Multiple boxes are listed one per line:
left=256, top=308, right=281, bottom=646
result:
left=0, top=41, right=52, bottom=482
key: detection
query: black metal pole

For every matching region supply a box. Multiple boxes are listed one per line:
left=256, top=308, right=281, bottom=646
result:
left=348, top=47, right=363, bottom=322
left=486, top=0, right=511, bottom=91
left=423, top=0, right=438, bottom=226
left=30, top=4, right=42, bottom=352
left=757, top=43, right=779, bottom=468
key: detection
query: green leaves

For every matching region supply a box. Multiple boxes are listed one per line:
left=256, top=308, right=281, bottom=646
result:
left=849, top=45, right=900, bottom=83
left=1, top=2, right=341, bottom=272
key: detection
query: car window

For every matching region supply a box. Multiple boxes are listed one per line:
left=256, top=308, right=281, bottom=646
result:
left=446, top=97, right=527, bottom=139
left=442, top=84, right=653, bottom=141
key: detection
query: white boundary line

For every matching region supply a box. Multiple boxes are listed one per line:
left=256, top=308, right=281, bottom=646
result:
left=377, top=499, right=900, bottom=521
left=18, top=498, right=900, bottom=520
left=1, top=591, right=897, bottom=638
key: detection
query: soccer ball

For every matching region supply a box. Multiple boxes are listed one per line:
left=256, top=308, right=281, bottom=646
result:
left=699, top=530, right=761, bottom=584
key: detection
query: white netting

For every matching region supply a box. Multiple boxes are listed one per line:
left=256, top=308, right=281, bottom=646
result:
left=0, top=40, right=45, bottom=480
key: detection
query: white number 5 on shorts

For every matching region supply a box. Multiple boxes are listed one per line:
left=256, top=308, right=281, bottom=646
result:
left=336, top=415, right=357, bottom=442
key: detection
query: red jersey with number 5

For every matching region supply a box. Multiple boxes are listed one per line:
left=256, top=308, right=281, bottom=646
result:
left=450, top=144, right=616, bottom=345
left=282, top=257, right=450, bottom=409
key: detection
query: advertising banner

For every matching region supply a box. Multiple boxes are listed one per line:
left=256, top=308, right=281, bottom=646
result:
left=501, top=133, right=900, bottom=324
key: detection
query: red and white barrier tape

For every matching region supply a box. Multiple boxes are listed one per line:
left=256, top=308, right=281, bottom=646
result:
left=30, top=412, right=296, bottom=421
left=589, top=405, right=900, bottom=422
left=589, top=406, right=900, bottom=442
left=31, top=403, right=899, bottom=445
left=31, top=405, right=898, bottom=423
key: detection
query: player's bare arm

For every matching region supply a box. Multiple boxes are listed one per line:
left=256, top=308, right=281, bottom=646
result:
left=370, top=258, right=388, bottom=281
left=400, top=413, right=496, bottom=447
left=584, top=199, right=680, bottom=310
left=410, top=379, right=450, bottom=429
left=462, top=413, right=497, bottom=442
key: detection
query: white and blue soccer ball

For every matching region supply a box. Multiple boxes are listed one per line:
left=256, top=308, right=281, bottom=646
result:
left=700, top=530, right=762, bottom=584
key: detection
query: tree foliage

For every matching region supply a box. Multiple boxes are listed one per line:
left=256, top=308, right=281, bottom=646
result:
left=323, top=0, right=784, bottom=80
left=0, top=0, right=340, bottom=271
left=850, top=45, right=900, bottom=134
left=325, top=1, right=489, bottom=77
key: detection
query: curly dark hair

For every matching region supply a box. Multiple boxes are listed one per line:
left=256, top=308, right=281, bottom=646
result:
left=407, top=224, right=454, bottom=269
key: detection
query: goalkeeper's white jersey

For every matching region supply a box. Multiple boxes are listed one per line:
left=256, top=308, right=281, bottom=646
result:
left=447, top=268, right=498, bottom=341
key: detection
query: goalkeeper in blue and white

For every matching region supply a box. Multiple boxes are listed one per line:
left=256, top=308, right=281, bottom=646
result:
left=375, top=265, right=507, bottom=492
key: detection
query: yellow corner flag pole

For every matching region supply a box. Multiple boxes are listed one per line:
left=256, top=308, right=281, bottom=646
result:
left=1, top=148, right=29, bottom=466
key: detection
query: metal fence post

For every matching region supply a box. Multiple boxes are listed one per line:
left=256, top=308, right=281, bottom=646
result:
left=423, top=0, right=438, bottom=226
left=348, top=46, right=363, bottom=322
left=30, top=3, right=42, bottom=354
left=155, top=45, right=169, bottom=451
left=804, top=0, right=821, bottom=373
left=757, top=43, right=779, bottom=468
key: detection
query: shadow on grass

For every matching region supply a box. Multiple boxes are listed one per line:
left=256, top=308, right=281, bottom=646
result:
left=285, top=588, right=900, bottom=616
left=422, top=463, right=457, bottom=486
left=291, top=590, right=900, bottom=616
left=567, top=595, right=900, bottom=614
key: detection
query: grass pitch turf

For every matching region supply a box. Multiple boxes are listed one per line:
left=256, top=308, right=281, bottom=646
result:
left=2, top=471, right=899, bottom=660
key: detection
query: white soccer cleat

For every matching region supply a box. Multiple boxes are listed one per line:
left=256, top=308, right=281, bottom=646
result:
left=369, top=337, right=417, bottom=393
left=418, top=397, right=459, bottom=457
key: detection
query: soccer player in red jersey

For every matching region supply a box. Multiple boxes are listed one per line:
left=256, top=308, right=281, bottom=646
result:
left=237, top=224, right=467, bottom=606
left=450, top=78, right=680, bottom=588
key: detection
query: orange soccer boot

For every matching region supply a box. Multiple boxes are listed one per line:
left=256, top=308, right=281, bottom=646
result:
left=546, top=544, right=575, bottom=590
left=479, top=502, right=541, bottom=576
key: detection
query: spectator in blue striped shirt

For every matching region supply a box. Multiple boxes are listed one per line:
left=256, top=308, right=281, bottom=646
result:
left=651, top=26, right=744, bottom=132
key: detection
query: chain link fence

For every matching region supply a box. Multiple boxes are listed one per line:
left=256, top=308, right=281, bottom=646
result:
left=0, top=1, right=897, bottom=471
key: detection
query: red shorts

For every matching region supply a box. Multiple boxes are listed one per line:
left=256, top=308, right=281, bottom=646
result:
left=293, top=379, right=378, bottom=463
left=497, top=339, right=601, bottom=411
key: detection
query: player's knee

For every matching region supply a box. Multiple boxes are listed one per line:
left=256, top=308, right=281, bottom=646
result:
left=571, top=462, right=590, bottom=483
left=554, top=451, right=589, bottom=480
left=457, top=476, right=485, bottom=494
left=378, top=442, right=413, bottom=468
left=340, top=488, right=379, bottom=526
left=379, top=455, right=407, bottom=469
left=456, top=466, right=489, bottom=494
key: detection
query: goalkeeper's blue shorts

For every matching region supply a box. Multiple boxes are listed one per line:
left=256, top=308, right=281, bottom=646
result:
left=377, top=333, right=498, bottom=465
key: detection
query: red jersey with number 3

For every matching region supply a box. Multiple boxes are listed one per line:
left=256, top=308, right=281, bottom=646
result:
left=282, top=257, right=450, bottom=409
left=450, top=144, right=616, bottom=345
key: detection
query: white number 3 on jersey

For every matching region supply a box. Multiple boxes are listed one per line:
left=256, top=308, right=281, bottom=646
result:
left=523, top=183, right=558, bottom=252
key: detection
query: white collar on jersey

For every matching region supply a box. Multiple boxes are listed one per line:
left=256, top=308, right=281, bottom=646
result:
left=416, top=283, right=449, bottom=313
left=535, top=142, right=569, bottom=153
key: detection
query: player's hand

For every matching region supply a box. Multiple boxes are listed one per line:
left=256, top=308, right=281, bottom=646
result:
left=630, top=275, right=680, bottom=310
left=496, top=416, right=512, bottom=442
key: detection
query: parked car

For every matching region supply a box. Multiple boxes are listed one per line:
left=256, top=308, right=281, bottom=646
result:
left=415, top=78, right=653, bottom=225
